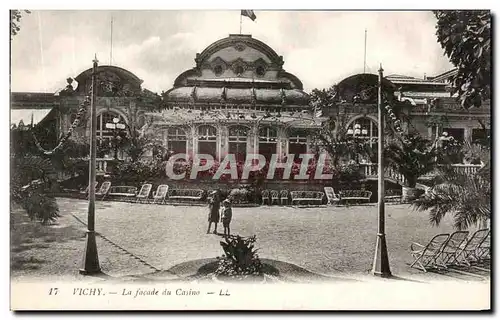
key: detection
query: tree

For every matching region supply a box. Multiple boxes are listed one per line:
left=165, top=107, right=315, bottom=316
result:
left=10, top=126, right=61, bottom=225
left=10, top=10, right=31, bottom=38
left=413, top=140, right=490, bottom=230
left=434, top=10, right=491, bottom=108
left=119, top=98, right=165, bottom=162
left=310, top=86, right=374, bottom=167
left=384, top=133, right=437, bottom=189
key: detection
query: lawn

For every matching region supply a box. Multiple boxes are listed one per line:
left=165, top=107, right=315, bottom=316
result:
left=60, top=198, right=460, bottom=278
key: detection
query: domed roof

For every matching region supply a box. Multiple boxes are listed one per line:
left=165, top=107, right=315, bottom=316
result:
left=74, top=65, right=143, bottom=95
left=335, top=73, right=397, bottom=104
left=165, top=34, right=309, bottom=107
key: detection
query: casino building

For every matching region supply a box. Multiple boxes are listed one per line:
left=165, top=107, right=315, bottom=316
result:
left=147, top=34, right=323, bottom=163
left=11, top=34, right=491, bottom=175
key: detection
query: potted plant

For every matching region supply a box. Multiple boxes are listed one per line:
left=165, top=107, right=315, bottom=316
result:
left=385, top=134, right=437, bottom=202
left=213, top=235, right=264, bottom=282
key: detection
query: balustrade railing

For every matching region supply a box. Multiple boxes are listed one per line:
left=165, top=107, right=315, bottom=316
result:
left=359, top=163, right=483, bottom=185
left=96, top=158, right=109, bottom=175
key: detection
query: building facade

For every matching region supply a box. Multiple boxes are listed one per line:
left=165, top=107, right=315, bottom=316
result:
left=147, top=34, right=322, bottom=163
left=11, top=34, right=491, bottom=170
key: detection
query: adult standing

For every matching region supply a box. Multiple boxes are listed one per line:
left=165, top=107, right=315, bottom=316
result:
left=207, top=190, right=221, bottom=234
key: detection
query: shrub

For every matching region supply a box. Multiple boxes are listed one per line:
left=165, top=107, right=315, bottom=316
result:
left=228, top=188, right=250, bottom=204
left=214, top=235, right=263, bottom=280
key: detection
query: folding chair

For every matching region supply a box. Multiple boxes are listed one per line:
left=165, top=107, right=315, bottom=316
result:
left=280, top=190, right=289, bottom=205
left=80, top=181, right=98, bottom=197
left=452, top=229, right=489, bottom=267
left=324, top=187, right=340, bottom=205
left=95, top=181, right=111, bottom=200
left=152, top=185, right=169, bottom=204
left=409, top=233, right=450, bottom=272
left=136, top=183, right=153, bottom=203
left=261, top=190, right=270, bottom=205
left=436, top=231, right=469, bottom=268
left=476, top=232, right=490, bottom=261
left=270, top=190, right=279, bottom=205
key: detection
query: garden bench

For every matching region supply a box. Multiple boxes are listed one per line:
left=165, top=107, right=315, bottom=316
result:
left=168, top=189, right=205, bottom=201
left=339, top=190, right=372, bottom=204
left=108, top=186, right=138, bottom=202
left=384, top=189, right=402, bottom=203
left=290, top=191, right=324, bottom=205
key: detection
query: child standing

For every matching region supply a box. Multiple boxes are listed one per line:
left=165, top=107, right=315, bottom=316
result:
left=220, top=199, right=233, bottom=237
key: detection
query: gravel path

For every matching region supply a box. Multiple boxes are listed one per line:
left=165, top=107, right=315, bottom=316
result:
left=11, top=198, right=489, bottom=283
left=64, top=199, right=458, bottom=277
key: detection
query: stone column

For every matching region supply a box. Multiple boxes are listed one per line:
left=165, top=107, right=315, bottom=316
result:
left=187, top=125, right=196, bottom=158
left=277, top=126, right=287, bottom=159
left=219, top=124, right=229, bottom=160
left=464, top=126, right=472, bottom=143
left=251, top=124, right=259, bottom=156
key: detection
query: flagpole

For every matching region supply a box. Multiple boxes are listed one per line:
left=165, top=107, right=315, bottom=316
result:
left=110, top=16, right=113, bottom=65
left=240, top=13, right=242, bottom=34
left=363, top=29, right=367, bottom=73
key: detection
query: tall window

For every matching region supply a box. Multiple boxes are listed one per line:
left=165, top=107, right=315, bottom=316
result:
left=96, top=111, right=126, bottom=138
left=259, top=126, right=277, bottom=162
left=288, top=128, right=308, bottom=160
left=347, top=117, right=378, bottom=148
left=167, top=127, right=187, bottom=155
left=198, top=125, right=217, bottom=158
left=229, top=125, right=248, bottom=162
left=94, top=111, right=127, bottom=159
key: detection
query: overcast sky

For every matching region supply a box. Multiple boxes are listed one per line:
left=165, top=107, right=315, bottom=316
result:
left=10, top=10, right=454, bottom=94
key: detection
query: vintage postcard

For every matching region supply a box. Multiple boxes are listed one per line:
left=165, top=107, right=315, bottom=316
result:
left=9, top=9, right=491, bottom=310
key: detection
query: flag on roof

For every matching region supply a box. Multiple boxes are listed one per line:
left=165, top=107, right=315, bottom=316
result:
left=241, top=10, right=257, bottom=21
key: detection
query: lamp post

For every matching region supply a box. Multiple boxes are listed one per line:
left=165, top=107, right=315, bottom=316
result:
left=105, top=117, right=126, bottom=160
left=80, top=56, right=101, bottom=275
left=372, top=64, right=392, bottom=277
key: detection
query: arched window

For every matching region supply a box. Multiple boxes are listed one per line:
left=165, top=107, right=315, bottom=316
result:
left=198, top=125, right=217, bottom=158
left=347, top=117, right=378, bottom=148
left=258, top=126, right=277, bottom=161
left=229, top=125, right=249, bottom=162
left=288, top=128, right=308, bottom=160
left=167, top=127, right=187, bottom=155
left=96, top=111, right=126, bottom=138
left=96, top=111, right=127, bottom=159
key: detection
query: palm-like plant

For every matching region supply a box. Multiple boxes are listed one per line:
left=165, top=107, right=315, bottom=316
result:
left=413, top=146, right=490, bottom=231
left=11, top=155, right=60, bottom=224
left=384, top=134, right=437, bottom=188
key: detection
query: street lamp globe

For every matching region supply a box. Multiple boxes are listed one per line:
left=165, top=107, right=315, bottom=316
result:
left=112, top=117, right=120, bottom=124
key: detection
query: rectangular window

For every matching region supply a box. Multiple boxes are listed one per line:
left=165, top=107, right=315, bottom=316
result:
left=442, top=128, right=465, bottom=141
left=472, top=128, right=491, bottom=146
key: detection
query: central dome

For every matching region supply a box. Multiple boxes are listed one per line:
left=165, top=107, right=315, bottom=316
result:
left=164, top=34, right=309, bottom=108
